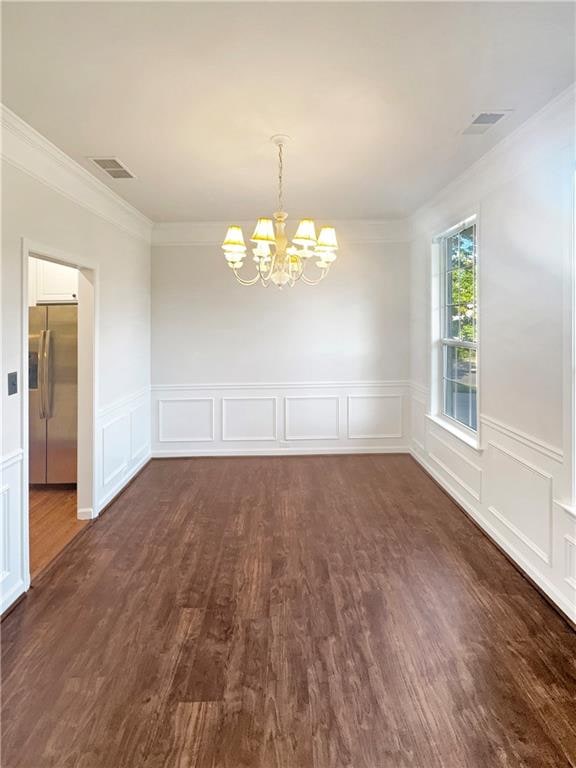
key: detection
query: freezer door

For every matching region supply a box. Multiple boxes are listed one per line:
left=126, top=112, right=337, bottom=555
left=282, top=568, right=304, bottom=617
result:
left=29, top=306, right=47, bottom=483
left=46, top=305, right=78, bottom=483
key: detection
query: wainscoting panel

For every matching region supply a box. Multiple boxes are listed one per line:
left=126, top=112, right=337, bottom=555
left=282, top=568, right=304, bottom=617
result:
left=0, top=484, right=10, bottom=578
left=427, top=429, right=482, bottom=502
left=152, top=382, right=410, bottom=456
left=485, top=442, right=552, bottom=565
left=158, top=398, right=214, bottom=443
left=0, top=450, right=26, bottom=614
left=410, top=391, right=427, bottom=454
left=564, top=535, right=576, bottom=590
left=130, top=402, right=149, bottom=462
left=222, top=397, right=277, bottom=442
left=347, top=394, right=402, bottom=439
left=102, top=414, right=130, bottom=487
left=409, top=384, right=576, bottom=624
left=97, top=388, right=151, bottom=511
left=285, top=396, right=340, bottom=441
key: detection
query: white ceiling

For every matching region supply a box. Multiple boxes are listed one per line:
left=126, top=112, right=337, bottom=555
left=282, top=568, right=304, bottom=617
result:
left=2, top=2, right=574, bottom=222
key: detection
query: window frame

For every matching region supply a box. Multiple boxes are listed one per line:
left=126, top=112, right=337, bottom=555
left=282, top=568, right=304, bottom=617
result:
left=432, top=215, right=480, bottom=448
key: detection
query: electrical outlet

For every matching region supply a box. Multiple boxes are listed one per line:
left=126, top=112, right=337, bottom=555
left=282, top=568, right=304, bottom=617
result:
left=7, top=372, right=17, bottom=396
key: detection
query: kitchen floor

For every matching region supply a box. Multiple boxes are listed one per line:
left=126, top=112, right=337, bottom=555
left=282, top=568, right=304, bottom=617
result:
left=29, top=487, right=87, bottom=579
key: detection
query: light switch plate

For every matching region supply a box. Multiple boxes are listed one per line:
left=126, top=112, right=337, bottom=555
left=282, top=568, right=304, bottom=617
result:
left=8, top=372, right=17, bottom=396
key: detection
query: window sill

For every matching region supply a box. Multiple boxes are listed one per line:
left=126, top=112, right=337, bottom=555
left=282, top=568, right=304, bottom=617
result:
left=426, top=414, right=482, bottom=452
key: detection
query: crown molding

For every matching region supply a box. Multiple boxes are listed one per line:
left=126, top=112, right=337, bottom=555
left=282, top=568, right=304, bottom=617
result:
left=411, top=83, right=576, bottom=234
left=152, top=218, right=411, bottom=247
left=1, top=104, right=153, bottom=244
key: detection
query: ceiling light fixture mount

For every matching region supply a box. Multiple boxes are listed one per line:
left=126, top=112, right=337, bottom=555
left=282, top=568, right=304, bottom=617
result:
left=222, top=136, right=339, bottom=288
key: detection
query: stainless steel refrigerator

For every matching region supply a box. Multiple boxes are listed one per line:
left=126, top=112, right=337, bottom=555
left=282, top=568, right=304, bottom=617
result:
left=29, top=305, right=78, bottom=484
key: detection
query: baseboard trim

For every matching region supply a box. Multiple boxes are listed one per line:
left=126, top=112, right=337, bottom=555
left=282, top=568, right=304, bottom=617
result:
left=410, top=449, right=576, bottom=631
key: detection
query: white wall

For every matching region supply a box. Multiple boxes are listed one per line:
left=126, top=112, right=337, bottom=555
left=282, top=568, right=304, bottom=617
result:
left=151, top=221, right=411, bottom=455
left=409, top=86, right=576, bottom=623
left=1, top=107, right=152, bottom=612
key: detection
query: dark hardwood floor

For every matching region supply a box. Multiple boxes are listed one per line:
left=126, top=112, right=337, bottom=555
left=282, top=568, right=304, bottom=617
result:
left=2, top=455, right=575, bottom=768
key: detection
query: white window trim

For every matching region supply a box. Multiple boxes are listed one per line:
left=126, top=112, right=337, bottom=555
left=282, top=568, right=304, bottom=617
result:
left=430, top=214, right=482, bottom=451
left=427, top=414, right=480, bottom=451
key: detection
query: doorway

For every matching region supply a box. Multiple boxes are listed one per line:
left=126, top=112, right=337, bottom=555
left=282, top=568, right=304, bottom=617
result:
left=22, top=243, right=97, bottom=584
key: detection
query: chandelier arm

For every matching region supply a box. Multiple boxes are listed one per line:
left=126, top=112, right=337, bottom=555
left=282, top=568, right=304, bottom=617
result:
left=232, top=267, right=263, bottom=286
left=296, top=268, right=304, bottom=285
left=259, top=247, right=278, bottom=287
left=300, top=267, right=329, bottom=286
left=290, top=263, right=304, bottom=284
left=259, top=255, right=275, bottom=287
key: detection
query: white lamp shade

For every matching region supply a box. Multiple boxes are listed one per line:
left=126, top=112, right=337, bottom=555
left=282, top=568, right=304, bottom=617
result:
left=253, top=242, right=272, bottom=257
left=316, top=226, right=338, bottom=251
left=293, top=219, right=317, bottom=246
left=222, top=225, right=246, bottom=253
left=251, top=218, right=276, bottom=243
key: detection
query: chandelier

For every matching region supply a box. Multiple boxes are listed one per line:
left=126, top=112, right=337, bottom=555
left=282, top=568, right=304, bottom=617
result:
left=222, top=136, right=339, bottom=287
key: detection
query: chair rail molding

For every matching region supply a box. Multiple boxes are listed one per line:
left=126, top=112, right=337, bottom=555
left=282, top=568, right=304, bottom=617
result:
left=481, top=414, right=563, bottom=463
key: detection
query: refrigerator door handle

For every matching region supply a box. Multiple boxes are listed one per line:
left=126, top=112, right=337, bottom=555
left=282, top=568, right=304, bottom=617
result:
left=41, top=329, right=52, bottom=419
left=38, top=330, right=46, bottom=419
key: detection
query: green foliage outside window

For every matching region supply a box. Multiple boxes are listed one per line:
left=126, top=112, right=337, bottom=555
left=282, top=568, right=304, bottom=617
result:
left=445, top=226, right=476, bottom=344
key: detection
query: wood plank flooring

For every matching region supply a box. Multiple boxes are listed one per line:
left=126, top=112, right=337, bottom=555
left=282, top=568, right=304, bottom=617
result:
left=29, top=487, right=86, bottom=579
left=2, top=455, right=575, bottom=768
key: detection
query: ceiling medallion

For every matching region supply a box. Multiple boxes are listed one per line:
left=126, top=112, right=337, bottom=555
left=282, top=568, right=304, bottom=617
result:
left=222, top=135, right=339, bottom=288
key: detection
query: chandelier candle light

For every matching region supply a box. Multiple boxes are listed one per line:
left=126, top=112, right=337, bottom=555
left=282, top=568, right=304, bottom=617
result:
left=222, top=135, right=339, bottom=287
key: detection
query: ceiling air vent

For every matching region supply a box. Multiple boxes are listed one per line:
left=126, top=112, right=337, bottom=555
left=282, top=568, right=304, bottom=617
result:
left=462, top=111, right=511, bottom=135
left=88, top=157, right=135, bottom=179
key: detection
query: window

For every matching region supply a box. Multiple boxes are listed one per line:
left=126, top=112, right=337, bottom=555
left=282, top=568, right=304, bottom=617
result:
left=438, top=218, right=478, bottom=432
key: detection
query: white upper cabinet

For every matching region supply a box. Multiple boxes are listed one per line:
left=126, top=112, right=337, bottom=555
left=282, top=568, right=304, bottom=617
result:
left=29, top=257, right=78, bottom=304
